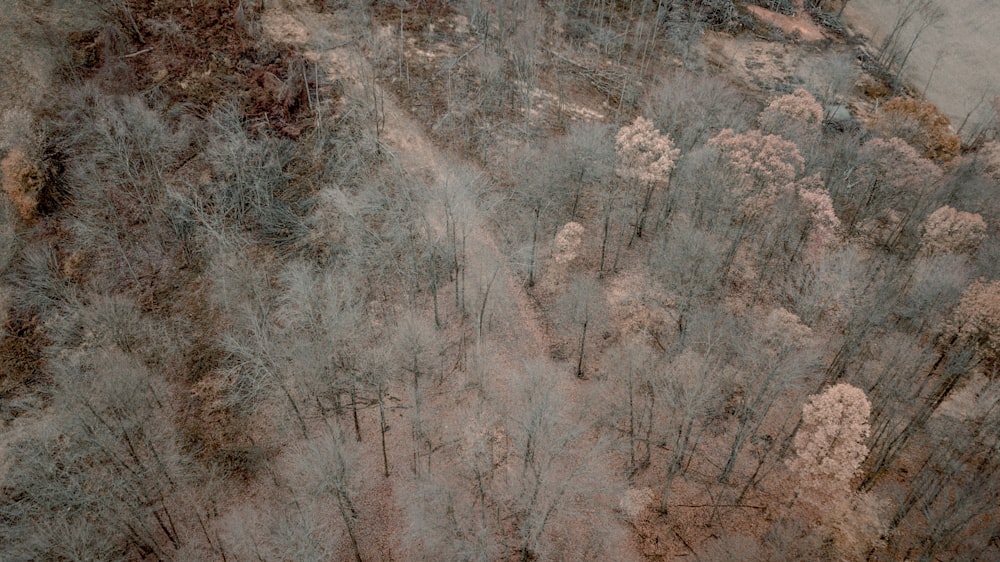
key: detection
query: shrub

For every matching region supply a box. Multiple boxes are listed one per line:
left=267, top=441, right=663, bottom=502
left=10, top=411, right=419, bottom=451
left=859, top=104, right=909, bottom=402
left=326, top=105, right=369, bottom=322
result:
left=1, top=147, right=45, bottom=221
left=759, top=88, right=824, bottom=139
left=874, top=97, right=961, bottom=161
left=553, top=222, right=585, bottom=265
left=748, top=0, right=797, bottom=16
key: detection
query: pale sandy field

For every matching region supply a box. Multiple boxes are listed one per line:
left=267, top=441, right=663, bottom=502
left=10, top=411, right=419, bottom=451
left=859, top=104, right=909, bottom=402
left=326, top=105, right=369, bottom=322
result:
left=844, top=0, right=1000, bottom=138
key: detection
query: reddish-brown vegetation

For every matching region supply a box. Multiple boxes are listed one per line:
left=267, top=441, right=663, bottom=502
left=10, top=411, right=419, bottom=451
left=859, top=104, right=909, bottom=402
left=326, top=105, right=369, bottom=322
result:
left=0, top=146, right=57, bottom=222
left=875, top=96, right=962, bottom=161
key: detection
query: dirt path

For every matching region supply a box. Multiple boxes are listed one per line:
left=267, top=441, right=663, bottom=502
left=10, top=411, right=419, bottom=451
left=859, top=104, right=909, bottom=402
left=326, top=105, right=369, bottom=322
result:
left=745, top=0, right=828, bottom=41
left=259, top=3, right=643, bottom=559
left=844, top=0, right=1000, bottom=138
left=263, top=1, right=550, bottom=361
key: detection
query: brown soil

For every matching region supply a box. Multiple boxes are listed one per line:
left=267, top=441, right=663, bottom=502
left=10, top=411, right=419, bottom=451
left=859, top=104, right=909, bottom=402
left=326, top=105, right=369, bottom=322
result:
left=745, top=1, right=830, bottom=42
left=0, top=314, right=48, bottom=397
left=95, top=0, right=334, bottom=136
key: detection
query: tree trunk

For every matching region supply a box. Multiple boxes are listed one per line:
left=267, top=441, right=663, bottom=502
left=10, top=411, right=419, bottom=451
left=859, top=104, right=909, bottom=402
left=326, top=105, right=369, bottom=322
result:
left=527, top=207, right=539, bottom=288
left=351, top=384, right=362, bottom=442
left=378, top=383, right=389, bottom=477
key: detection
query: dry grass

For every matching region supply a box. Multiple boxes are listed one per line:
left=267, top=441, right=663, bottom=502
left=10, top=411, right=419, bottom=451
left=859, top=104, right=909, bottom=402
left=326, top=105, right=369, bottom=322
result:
left=1, top=147, right=44, bottom=222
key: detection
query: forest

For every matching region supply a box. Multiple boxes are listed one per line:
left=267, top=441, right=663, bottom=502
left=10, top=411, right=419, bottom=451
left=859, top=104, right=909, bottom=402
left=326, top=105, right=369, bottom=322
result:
left=1, top=0, right=998, bottom=560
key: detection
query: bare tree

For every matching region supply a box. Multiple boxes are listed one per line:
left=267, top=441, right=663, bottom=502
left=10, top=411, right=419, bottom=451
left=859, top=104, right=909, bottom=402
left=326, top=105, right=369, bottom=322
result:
left=851, top=331, right=937, bottom=488
left=646, top=71, right=754, bottom=153
left=554, top=121, right=616, bottom=222
left=2, top=347, right=204, bottom=559
left=648, top=216, right=725, bottom=344
left=877, top=0, right=945, bottom=87
left=599, top=342, right=657, bottom=474
left=882, top=408, right=1000, bottom=561
left=717, top=309, right=817, bottom=486
left=404, top=361, right=622, bottom=560
left=840, top=136, right=943, bottom=247
left=657, top=343, right=726, bottom=513
left=439, top=171, right=480, bottom=318
left=291, top=423, right=366, bottom=562
left=208, top=244, right=311, bottom=439
left=558, top=276, right=606, bottom=379
left=277, top=260, right=368, bottom=437
left=653, top=314, right=733, bottom=513
left=899, top=254, right=972, bottom=335
left=806, top=52, right=859, bottom=107
left=392, top=310, right=444, bottom=476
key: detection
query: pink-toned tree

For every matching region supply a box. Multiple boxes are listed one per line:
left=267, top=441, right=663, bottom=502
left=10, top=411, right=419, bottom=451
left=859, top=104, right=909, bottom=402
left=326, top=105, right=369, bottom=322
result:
left=972, top=140, right=1000, bottom=183
left=856, top=137, right=941, bottom=205
left=945, top=280, right=1000, bottom=366
left=759, top=88, right=824, bottom=141
left=789, top=383, right=871, bottom=487
left=615, top=116, right=679, bottom=185
left=705, top=130, right=807, bottom=290
left=785, top=383, right=883, bottom=558
left=920, top=206, right=987, bottom=256
left=798, top=180, right=843, bottom=256
left=707, top=128, right=804, bottom=206
left=615, top=115, right=679, bottom=239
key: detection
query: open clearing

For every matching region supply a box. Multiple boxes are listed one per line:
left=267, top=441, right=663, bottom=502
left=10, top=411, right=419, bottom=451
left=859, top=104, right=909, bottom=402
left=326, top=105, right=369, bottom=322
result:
left=845, top=0, right=1000, bottom=137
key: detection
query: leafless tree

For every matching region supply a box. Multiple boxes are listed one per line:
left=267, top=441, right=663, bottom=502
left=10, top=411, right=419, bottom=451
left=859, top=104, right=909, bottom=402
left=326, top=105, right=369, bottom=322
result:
left=877, top=0, right=945, bottom=87
left=277, top=259, right=369, bottom=437
left=392, top=310, right=445, bottom=476
left=405, top=361, right=622, bottom=560
left=558, top=275, right=606, bottom=378
left=646, top=72, right=754, bottom=153
left=717, top=310, right=818, bottom=486
left=2, top=347, right=206, bottom=559
left=656, top=342, right=726, bottom=513
left=648, top=216, right=726, bottom=344
left=599, top=342, right=658, bottom=474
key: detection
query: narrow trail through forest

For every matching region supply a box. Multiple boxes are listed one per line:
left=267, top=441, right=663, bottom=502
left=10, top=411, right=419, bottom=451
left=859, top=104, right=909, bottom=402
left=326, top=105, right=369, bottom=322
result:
left=263, top=1, right=551, bottom=365
left=259, top=3, right=642, bottom=558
